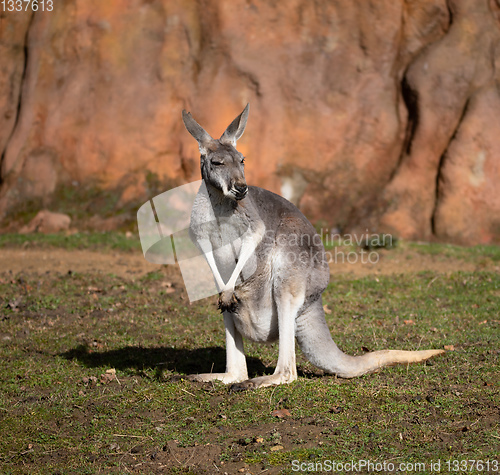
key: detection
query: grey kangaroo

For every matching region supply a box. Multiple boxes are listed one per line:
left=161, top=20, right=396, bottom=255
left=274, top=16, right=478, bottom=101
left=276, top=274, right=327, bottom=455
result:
left=182, top=104, right=444, bottom=390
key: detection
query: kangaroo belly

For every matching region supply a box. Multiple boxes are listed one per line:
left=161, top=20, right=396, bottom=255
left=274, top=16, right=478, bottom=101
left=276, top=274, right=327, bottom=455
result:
left=232, top=278, right=278, bottom=343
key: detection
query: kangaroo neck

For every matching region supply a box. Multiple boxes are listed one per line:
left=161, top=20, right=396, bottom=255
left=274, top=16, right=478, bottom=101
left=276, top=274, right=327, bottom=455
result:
left=205, top=181, right=239, bottom=215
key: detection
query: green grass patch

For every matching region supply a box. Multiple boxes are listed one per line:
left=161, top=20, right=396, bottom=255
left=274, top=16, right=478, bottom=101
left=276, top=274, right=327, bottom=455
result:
left=0, top=232, right=141, bottom=253
left=408, top=241, right=500, bottom=262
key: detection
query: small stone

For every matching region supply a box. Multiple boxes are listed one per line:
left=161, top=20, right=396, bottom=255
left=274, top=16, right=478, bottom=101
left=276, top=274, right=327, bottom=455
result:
left=109, top=443, right=121, bottom=452
left=19, top=210, right=71, bottom=234
left=271, top=408, right=291, bottom=418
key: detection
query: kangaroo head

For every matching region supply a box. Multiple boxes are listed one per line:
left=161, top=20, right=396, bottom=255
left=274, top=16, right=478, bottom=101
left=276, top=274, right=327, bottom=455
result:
left=182, top=104, right=249, bottom=201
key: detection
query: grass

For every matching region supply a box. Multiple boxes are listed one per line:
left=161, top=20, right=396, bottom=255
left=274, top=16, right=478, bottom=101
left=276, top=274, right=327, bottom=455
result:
left=408, top=241, right=500, bottom=262
left=0, top=233, right=498, bottom=473
left=320, top=231, right=500, bottom=263
left=0, top=231, right=141, bottom=253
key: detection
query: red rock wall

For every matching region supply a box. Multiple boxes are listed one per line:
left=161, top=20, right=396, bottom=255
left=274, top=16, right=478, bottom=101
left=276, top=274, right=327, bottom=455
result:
left=0, top=0, right=499, bottom=244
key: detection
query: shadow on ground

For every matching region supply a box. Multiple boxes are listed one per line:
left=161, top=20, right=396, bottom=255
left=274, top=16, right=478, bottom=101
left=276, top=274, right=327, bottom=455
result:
left=60, top=345, right=273, bottom=381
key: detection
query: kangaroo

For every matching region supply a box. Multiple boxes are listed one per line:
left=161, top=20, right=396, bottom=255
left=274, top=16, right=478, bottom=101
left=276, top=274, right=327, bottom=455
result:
left=182, top=104, right=444, bottom=390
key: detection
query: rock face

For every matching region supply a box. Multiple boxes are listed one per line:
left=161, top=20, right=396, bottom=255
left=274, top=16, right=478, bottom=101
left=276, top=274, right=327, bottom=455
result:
left=378, top=0, right=500, bottom=243
left=0, top=0, right=499, bottom=244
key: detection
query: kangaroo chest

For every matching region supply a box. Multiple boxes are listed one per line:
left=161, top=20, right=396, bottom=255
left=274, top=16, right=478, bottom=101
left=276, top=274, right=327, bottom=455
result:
left=192, top=196, right=256, bottom=284
left=211, top=213, right=252, bottom=283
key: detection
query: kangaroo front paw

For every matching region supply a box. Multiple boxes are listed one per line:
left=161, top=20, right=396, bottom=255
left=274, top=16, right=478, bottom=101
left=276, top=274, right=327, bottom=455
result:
left=218, top=290, right=239, bottom=312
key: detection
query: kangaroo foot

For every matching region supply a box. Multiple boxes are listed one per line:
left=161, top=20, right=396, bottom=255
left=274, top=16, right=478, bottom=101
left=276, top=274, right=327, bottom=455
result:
left=230, top=372, right=298, bottom=391
left=185, top=372, right=247, bottom=384
left=218, top=291, right=239, bottom=312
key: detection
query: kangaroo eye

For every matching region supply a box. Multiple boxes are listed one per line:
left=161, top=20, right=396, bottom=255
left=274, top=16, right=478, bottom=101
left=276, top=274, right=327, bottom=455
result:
left=211, top=161, right=224, bottom=166
left=241, top=158, right=245, bottom=164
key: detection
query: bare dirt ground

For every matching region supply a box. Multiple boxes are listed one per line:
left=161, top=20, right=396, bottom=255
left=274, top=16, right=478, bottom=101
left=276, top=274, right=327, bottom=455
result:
left=0, top=248, right=158, bottom=278
left=1, top=246, right=497, bottom=280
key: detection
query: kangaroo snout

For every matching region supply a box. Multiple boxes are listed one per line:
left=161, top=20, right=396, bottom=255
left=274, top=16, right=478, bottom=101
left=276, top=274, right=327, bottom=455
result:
left=233, top=182, right=248, bottom=200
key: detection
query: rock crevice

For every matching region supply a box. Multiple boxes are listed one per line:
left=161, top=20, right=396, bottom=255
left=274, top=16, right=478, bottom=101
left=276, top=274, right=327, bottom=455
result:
left=376, top=0, right=500, bottom=243
left=0, top=11, right=34, bottom=184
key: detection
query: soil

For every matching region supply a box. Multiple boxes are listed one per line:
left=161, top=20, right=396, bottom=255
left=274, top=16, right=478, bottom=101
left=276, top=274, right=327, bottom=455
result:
left=0, top=248, right=159, bottom=279
left=1, top=246, right=496, bottom=280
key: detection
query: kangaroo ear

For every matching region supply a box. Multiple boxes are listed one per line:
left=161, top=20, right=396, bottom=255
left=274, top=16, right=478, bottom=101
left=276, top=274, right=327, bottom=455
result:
left=182, top=110, right=216, bottom=154
left=219, top=103, right=249, bottom=146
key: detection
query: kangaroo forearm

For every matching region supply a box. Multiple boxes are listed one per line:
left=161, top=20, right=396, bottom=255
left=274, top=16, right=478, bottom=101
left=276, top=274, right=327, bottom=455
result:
left=197, top=239, right=226, bottom=290
left=226, top=227, right=264, bottom=290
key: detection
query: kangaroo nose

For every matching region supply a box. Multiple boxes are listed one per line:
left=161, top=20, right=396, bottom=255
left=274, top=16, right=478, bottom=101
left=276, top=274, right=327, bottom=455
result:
left=234, top=183, right=248, bottom=199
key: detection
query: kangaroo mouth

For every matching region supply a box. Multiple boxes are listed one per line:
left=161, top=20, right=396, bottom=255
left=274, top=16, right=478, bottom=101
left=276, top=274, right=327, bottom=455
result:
left=234, top=189, right=248, bottom=200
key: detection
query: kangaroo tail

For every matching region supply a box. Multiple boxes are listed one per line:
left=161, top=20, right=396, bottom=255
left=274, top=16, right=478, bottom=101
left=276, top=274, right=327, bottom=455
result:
left=296, top=300, right=444, bottom=378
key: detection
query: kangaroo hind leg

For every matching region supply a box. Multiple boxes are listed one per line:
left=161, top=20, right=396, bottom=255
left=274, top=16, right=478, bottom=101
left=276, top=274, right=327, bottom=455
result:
left=230, top=278, right=305, bottom=390
left=188, top=311, right=248, bottom=384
